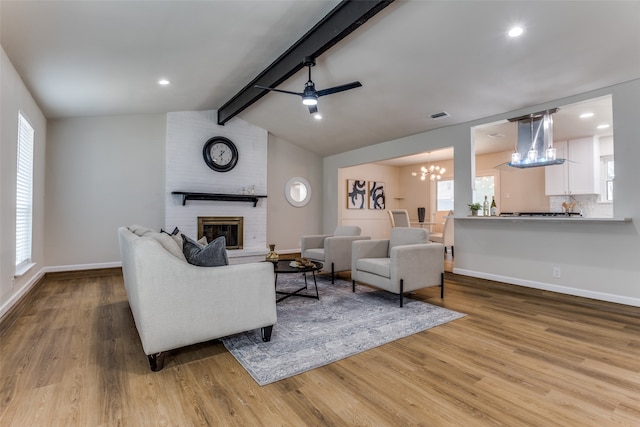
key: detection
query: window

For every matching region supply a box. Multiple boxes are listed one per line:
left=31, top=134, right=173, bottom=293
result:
left=601, top=156, right=614, bottom=203
left=15, top=113, right=34, bottom=274
left=436, top=179, right=454, bottom=211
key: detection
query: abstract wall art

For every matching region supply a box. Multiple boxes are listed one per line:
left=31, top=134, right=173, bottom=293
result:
left=369, top=181, right=385, bottom=210
left=347, top=179, right=367, bottom=209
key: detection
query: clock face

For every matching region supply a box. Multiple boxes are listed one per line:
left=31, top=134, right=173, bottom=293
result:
left=203, top=137, right=238, bottom=172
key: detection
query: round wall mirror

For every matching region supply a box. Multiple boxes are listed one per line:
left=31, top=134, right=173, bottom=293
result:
left=284, top=177, right=311, bottom=207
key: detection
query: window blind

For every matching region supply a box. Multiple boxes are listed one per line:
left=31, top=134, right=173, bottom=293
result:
left=16, top=113, right=34, bottom=269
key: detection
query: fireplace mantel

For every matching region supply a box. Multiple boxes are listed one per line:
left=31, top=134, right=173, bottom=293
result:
left=172, top=192, right=267, bottom=207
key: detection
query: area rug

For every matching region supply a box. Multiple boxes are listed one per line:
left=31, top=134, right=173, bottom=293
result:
left=220, top=276, right=466, bottom=386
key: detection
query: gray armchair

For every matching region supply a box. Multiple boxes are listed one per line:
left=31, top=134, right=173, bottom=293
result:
left=301, top=225, right=370, bottom=283
left=351, top=228, right=445, bottom=307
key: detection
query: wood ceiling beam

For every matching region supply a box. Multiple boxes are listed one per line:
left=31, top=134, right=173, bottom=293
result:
left=217, top=0, right=394, bottom=125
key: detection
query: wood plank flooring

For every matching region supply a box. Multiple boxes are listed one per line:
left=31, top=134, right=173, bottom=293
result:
left=1, top=265, right=639, bottom=426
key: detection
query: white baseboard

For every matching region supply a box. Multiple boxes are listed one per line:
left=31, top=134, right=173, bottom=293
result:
left=452, top=268, right=640, bottom=308
left=42, top=261, right=122, bottom=273
left=0, top=268, right=46, bottom=320
left=1, top=262, right=122, bottom=321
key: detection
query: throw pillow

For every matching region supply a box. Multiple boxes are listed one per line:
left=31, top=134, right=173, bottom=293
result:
left=163, top=227, right=207, bottom=249
left=152, top=232, right=188, bottom=262
left=181, top=234, right=228, bottom=267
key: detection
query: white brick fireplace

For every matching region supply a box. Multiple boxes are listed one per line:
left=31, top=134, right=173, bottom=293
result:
left=165, top=110, right=268, bottom=263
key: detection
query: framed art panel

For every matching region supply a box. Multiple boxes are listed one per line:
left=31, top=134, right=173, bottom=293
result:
left=369, top=181, right=385, bottom=209
left=347, top=179, right=367, bottom=209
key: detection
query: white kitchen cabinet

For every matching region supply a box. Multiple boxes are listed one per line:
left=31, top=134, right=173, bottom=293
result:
left=545, top=136, right=600, bottom=195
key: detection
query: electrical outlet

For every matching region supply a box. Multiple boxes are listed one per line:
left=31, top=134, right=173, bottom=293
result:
left=553, top=267, right=561, bottom=278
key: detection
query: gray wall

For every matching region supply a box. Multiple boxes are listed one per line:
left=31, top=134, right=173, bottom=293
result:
left=325, top=79, right=640, bottom=306
left=267, top=134, right=323, bottom=252
left=45, top=114, right=166, bottom=266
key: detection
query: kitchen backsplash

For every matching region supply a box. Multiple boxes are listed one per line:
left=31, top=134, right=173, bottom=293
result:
left=549, top=194, right=612, bottom=218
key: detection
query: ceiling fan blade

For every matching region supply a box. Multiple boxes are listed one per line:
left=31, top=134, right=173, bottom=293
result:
left=255, top=85, right=303, bottom=96
left=307, top=104, right=318, bottom=114
left=316, top=81, right=362, bottom=97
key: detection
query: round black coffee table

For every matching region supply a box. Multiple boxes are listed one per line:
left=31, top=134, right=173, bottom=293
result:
left=269, top=260, right=322, bottom=302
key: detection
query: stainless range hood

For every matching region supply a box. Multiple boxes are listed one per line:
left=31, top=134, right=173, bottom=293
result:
left=507, top=108, right=565, bottom=168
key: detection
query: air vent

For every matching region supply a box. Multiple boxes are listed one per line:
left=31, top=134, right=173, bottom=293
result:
left=430, top=111, right=450, bottom=120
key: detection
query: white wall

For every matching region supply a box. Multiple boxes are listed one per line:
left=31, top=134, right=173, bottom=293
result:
left=325, top=79, right=640, bottom=306
left=0, top=46, right=47, bottom=317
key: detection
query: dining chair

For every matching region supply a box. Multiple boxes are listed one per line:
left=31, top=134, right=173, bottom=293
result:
left=429, top=210, right=454, bottom=256
left=388, top=209, right=410, bottom=227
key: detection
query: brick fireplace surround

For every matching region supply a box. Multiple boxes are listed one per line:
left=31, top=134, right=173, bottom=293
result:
left=164, top=110, right=268, bottom=264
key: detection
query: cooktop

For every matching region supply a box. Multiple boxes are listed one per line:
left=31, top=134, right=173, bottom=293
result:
left=499, top=212, right=582, bottom=217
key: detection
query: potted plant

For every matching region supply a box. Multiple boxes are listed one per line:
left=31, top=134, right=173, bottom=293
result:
left=468, top=203, right=482, bottom=216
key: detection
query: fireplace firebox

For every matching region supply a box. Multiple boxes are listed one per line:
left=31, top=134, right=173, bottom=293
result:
left=198, top=216, right=243, bottom=250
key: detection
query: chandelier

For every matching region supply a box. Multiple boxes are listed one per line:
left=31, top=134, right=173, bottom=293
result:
left=412, top=164, right=446, bottom=181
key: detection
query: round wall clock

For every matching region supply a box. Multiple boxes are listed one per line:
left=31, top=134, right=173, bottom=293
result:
left=202, top=136, right=238, bottom=172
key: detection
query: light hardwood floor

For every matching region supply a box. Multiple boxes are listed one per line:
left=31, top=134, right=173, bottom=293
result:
left=1, top=266, right=639, bottom=426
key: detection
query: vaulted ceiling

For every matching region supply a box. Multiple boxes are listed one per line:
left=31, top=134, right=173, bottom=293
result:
left=2, top=1, right=639, bottom=158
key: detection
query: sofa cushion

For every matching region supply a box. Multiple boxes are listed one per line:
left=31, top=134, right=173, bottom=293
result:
left=356, top=258, right=391, bottom=278
left=182, top=234, right=228, bottom=267
left=149, top=232, right=188, bottom=262
left=129, top=224, right=156, bottom=237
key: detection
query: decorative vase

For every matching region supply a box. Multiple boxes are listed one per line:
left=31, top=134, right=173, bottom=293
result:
left=266, top=244, right=279, bottom=261
left=417, top=207, right=426, bottom=223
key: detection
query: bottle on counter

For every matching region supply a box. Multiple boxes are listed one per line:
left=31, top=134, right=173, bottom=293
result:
left=490, top=196, right=498, bottom=216
left=483, top=195, right=489, bottom=216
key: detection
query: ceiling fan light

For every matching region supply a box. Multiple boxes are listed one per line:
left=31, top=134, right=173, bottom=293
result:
left=302, top=96, right=318, bottom=106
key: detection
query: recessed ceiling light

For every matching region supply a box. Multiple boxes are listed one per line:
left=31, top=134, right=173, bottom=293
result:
left=507, top=26, right=524, bottom=38
left=580, top=112, right=594, bottom=119
left=313, top=113, right=322, bottom=120
left=158, top=79, right=170, bottom=86
left=597, top=124, right=610, bottom=129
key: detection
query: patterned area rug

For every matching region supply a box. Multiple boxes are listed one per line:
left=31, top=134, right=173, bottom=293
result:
left=221, top=276, right=465, bottom=386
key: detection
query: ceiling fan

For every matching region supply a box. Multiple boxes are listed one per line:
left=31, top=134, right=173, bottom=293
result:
left=255, top=56, right=362, bottom=115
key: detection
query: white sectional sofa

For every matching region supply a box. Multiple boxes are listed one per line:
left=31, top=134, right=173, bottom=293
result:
left=118, top=225, right=276, bottom=371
